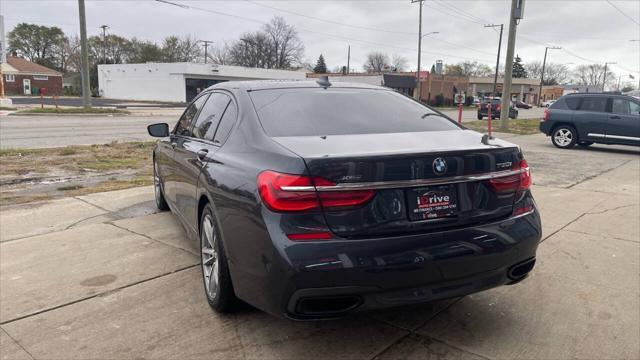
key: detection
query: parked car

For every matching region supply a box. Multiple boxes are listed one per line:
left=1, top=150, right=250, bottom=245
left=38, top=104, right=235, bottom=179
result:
left=514, top=100, right=532, bottom=109
left=147, top=80, right=541, bottom=320
left=539, top=93, right=640, bottom=148
left=477, top=98, right=518, bottom=120
left=541, top=99, right=556, bottom=108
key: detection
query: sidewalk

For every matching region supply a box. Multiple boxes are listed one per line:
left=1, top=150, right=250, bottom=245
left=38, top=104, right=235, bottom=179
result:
left=1, top=156, right=638, bottom=359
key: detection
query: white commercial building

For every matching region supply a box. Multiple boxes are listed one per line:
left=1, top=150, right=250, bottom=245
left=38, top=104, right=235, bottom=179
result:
left=97, top=62, right=307, bottom=103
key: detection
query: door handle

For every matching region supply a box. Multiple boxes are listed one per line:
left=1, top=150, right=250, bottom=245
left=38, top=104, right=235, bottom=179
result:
left=197, top=149, right=209, bottom=161
left=609, top=115, right=621, bottom=119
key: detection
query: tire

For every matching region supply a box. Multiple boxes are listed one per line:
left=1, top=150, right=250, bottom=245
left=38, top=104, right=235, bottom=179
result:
left=578, top=141, right=594, bottom=147
left=477, top=114, right=483, bottom=120
left=551, top=126, right=577, bottom=149
left=153, top=159, right=169, bottom=211
left=200, top=204, right=237, bottom=313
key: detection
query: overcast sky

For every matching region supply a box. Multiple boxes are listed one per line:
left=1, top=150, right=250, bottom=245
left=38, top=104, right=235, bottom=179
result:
left=2, top=0, right=639, bottom=80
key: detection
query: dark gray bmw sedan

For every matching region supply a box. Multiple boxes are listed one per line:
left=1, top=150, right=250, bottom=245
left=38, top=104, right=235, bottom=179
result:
left=147, top=80, right=542, bottom=320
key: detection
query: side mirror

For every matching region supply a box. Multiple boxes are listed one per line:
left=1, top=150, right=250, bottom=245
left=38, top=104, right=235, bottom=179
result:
left=147, top=123, right=169, bottom=137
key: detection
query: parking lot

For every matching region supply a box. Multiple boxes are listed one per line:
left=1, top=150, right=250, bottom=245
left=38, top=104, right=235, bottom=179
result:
left=1, top=133, right=638, bottom=359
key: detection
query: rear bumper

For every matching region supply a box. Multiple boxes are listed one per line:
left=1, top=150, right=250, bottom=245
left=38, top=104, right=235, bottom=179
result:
left=539, top=121, right=552, bottom=135
left=244, top=208, right=542, bottom=320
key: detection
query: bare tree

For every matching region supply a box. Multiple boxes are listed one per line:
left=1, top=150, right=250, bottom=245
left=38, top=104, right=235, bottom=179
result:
left=458, top=61, right=493, bottom=77
left=263, top=16, right=304, bottom=69
left=161, top=35, right=201, bottom=63
left=525, top=61, right=571, bottom=85
left=229, top=31, right=273, bottom=68
left=209, top=43, right=232, bottom=65
left=227, top=17, right=304, bottom=69
left=364, top=51, right=389, bottom=73
left=391, top=54, right=408, bottom=72
left=573, top=64, right=615, bottom=88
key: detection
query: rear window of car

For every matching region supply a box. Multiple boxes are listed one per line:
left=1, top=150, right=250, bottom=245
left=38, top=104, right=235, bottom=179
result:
left=249, top=88, right=460, bottom=137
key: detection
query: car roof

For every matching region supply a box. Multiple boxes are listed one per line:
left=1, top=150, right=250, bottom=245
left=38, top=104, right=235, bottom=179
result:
left=564, top=92, right=639, bottom=101
left=206, top=79, right=385, bottom=92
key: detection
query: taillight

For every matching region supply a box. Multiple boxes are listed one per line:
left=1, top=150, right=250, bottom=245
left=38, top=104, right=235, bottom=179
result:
left=543, top=108, right=550, bottom=121
left=488, top=159, right=532, bottom=192
left=496, top=104, right=501, bottom=112
left=257, top=170, right=374, bottom=212
left=519, top=159, right=532, bottom=190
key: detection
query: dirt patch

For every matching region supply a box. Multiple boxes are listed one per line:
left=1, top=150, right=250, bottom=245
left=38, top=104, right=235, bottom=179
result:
left=0, top=142, right=155, bottom=206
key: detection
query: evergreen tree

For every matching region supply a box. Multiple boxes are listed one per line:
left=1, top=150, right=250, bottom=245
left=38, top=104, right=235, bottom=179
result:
left=313, top=54, right=327, bottom=73
left=512, top=54, right=527, bottom=78
left=430, top=64, right=436, bottom=74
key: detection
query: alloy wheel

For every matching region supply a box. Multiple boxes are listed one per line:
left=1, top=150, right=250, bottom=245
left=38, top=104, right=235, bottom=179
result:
left=201, top=214, right=219, bottom=299
left=553, top=128, right=573, bottom=147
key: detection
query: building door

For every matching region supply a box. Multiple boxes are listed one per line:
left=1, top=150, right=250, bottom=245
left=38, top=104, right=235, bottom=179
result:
left=23, top=79, right=31, bottom=95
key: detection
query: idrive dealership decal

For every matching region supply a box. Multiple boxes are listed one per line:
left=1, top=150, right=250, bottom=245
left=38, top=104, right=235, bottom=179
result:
left=414, top=189, right=458, bottom=220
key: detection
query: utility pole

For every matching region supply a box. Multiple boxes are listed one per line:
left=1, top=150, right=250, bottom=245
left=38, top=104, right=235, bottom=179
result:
left=199, top=40, right=214, bottom=64
left=602, top=62, right=616, bottom=92
left=100, top=25, right=109, bottom=64
left=484, top=24, right=503, bottom=96
left=499, top=0, right=525, bottom=130
left=537, top=46, right=561, bottom=106
left=78, top=0, right=91, bottom=108
left=412, top=0, right=424, bottom=100
left=347, top=45, right=350, bottom=74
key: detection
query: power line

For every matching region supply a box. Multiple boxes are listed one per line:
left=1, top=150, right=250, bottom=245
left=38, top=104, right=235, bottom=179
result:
left=244, top=0, right=493, bottom=56
left=244, top=0, right=414, bottom=35
left=605, top=0, right=640, bottom=26
left=154, top=0, right=494, bottom=63
left=432, top=0, right=490, bottom=24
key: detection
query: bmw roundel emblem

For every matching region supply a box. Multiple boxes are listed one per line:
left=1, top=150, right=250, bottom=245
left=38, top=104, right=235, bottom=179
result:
left=433, top=158, right=448, bottom=175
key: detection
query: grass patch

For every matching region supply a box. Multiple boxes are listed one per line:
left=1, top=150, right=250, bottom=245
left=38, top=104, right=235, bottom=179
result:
left=17, top=107, right=129, bottom=115
left=463, top=118, right=541, bottom=135
left=60, top=148, right=77, bottom=156
left=0, top=106, right=17, bottom=111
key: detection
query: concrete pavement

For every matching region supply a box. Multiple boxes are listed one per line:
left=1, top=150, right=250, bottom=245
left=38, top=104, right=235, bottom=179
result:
left=0, top=134, right=638, bottom=359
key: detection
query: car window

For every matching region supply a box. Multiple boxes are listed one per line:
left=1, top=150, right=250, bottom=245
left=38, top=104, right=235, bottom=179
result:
left=629, top=101, right=640, bottom=116
left=213, top=100, right=237, bottom=145
left=175, top=95, right=208, bottom=137
left=612, top=98, right=630, bottom=115
left=579, top=97, right=607, bottom=112
left=192, top=93, right=231, bottom=140
left=551, top=97, right=580, bottom=110
left=250, top=88, right=460, bottom=137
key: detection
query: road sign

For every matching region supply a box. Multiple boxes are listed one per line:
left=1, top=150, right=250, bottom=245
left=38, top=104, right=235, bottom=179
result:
left=454, top=93, right=465, bottom=104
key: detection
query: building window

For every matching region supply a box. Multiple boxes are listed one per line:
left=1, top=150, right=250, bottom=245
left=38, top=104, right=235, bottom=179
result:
left=5, top=74, right=15, bottom=82
left=33, top=75, right=49, bottom=81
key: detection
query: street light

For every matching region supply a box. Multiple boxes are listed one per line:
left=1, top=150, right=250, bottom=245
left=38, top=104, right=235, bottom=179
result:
left=537, top=46, right=561, bottom=106
left=421, top=31, right=439, bottom=38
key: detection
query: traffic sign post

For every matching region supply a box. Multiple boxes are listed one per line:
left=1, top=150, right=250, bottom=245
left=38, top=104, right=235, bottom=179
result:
left=455, top=93, right=465, bottom=124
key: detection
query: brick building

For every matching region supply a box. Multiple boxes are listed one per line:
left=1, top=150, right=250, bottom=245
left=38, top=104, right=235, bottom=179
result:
left=4, top=56, right=62, bottom=96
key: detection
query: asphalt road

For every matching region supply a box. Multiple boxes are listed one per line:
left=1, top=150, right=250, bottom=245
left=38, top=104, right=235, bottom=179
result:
left=0, top=115, right=177, bottom=149
left=441, top=106, right=545, bottom=122
left=10, top=96, right=185, bottom=108
left=0, top=107, right=546, bottom=149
